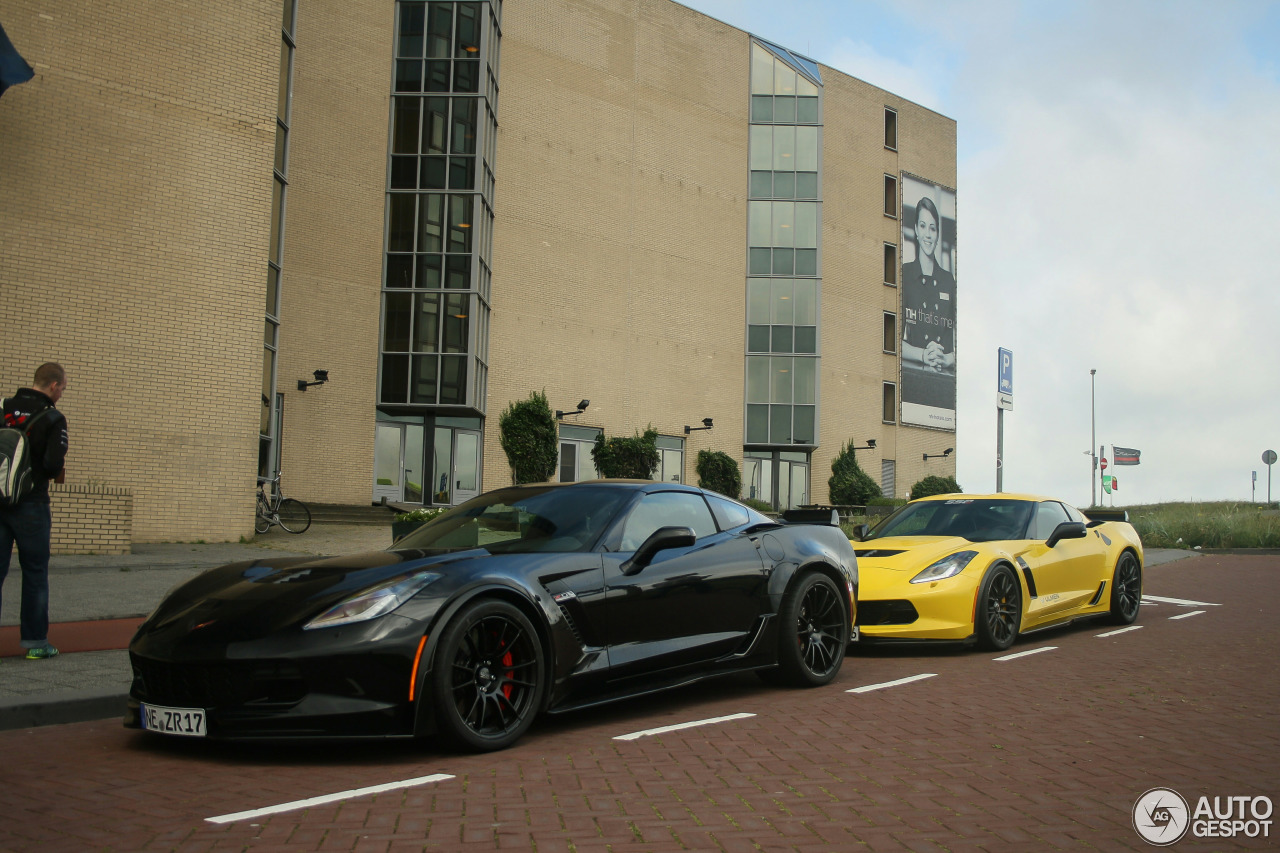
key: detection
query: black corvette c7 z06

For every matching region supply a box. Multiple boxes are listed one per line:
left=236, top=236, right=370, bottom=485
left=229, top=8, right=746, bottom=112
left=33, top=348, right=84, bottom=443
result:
left=126, top=480, right=858, bottom=751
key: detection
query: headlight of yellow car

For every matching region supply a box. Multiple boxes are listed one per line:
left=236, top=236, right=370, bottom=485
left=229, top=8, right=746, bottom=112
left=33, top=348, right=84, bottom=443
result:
left=911, top=550, right=978, bottom=584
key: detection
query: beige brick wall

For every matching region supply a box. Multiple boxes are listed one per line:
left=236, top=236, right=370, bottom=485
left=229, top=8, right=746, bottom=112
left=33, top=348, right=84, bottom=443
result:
left=274, top=2, right=393, bottom=506
left=489, top=0, right=752, bottom=490
left=819, top=70, right=958, bottom=501
left=0, top=1, right=279, bottom=542
left=0, top=0, right=958, bottom=541
left=49, top=485, right=133, bottom=555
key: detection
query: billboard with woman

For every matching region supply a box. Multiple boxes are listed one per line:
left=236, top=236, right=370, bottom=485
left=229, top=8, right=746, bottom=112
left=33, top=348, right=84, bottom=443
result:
left=900, top=174, right=957, bottom=430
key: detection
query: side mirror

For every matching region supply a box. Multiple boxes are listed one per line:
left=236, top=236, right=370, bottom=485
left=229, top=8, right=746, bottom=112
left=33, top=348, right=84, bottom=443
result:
left=621, top=526, right=696, bottom=576
left=1045, top=521, right=1087, bottom=548
left=854, top=524, right=870, bottom=542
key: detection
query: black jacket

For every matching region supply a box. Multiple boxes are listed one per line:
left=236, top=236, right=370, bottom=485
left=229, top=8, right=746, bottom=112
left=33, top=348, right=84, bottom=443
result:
left=3, top=387, right=68, bottom=504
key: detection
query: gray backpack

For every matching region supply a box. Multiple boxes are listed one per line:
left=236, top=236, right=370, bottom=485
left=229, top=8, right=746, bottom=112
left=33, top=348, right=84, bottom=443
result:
left=0, top=407, right=57, bottom=508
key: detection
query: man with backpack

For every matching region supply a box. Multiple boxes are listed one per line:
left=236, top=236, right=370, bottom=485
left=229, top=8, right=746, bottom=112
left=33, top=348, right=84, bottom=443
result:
left=1, top=362, right=69, bottom=660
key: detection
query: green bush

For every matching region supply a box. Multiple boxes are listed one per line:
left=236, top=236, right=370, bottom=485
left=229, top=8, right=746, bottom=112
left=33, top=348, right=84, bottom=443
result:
left=498, top=390, right=558, bottom=485
left=741, top=497, right=775, bottom=514
left=592, top=427, right=659, bottom=479
left=696, top=449, right=741, bottom=498
left=910, top=475, right=962, bottom=500
left=828, top=439, right=882, bottom=505
left=868, top=496, right=906, bottom=507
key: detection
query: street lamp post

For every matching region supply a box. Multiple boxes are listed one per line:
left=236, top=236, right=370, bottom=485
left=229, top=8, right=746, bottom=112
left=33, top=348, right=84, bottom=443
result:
left=1090, top=369, right=1097, bottom=507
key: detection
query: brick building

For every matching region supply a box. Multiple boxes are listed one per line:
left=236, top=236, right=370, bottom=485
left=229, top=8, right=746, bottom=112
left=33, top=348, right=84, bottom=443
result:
left=0, top=0, right=957, bottom=546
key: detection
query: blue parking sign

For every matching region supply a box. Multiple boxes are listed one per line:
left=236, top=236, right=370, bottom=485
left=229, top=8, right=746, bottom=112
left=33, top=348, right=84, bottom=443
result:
left=998, top=348, right=1013, bottom=395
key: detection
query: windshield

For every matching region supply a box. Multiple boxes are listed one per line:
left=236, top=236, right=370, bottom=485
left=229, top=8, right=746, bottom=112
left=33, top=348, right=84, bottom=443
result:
left=393, top=485, right=633, bottom=553
left=865, top=498, right=1032, bottom=543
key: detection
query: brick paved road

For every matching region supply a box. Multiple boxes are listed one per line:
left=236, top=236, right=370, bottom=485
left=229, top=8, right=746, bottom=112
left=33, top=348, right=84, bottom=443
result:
left=1, top=555, right=1275, bottom=852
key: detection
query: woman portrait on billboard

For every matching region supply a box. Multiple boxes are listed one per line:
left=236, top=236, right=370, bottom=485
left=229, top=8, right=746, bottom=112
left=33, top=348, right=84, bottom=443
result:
left=901, top=194, right=956, bottom=374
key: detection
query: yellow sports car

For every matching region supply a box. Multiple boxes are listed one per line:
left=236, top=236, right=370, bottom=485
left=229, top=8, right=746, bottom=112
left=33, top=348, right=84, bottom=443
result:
left=851, top=494, right=1143, bottom=650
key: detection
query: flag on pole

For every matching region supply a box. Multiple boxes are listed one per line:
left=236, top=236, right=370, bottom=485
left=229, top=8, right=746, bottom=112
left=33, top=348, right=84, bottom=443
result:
left=0, top=23, right=35, bottom=98
left=1113, top=447, right=1141, bottom=466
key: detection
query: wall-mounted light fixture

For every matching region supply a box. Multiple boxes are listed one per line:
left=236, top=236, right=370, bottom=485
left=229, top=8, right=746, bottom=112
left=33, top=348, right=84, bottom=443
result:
left=556, top=399, right=590, bottom=420
left=684, top=417, right=714, bottom=435
left=297, top=369, right=329, bottom=391
left=850, top=438, right=876, bottom=453
left=923, top=447, right=954, bottom=461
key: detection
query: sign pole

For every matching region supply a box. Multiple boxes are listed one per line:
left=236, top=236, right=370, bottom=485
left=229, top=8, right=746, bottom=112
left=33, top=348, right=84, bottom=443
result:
left=997, top=348, right=1013, bottom=494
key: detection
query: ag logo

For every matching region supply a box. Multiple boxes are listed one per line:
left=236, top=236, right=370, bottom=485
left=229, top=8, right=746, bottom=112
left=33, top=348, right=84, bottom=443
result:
left=1134, top=787, right=1190, bottom=845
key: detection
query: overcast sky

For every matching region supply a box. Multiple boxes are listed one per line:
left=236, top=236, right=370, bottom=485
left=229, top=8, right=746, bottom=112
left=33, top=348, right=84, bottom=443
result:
left=681, top=0, right=1280, bottom=507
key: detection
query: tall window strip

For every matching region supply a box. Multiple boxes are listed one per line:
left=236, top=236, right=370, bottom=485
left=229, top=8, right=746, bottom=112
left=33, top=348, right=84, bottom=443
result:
left=261, top=0, right=297, bottom=481
left=381, top=1, right=500, bottom=411
left=745, top=41, right=822, bottom=451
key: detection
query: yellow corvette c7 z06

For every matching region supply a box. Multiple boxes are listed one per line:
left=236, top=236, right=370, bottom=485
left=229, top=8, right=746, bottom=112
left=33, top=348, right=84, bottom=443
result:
left=851, top=494, right=1143, bottom=650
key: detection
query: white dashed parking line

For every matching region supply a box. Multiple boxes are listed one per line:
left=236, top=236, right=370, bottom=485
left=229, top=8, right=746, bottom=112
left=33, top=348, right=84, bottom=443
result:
left=1168, top=610, right=1206, bottom=620
left=614, top=712, right=756, bottom=741
left=993, top=646, right=1056, bottom=662
left=847, top=673, right=937, bottom=693
left=205, top=773, right=455, bottom=824
left=1096, top=625, right=1144, bottom=637
left=1141, top=594, right=1221, bottom=607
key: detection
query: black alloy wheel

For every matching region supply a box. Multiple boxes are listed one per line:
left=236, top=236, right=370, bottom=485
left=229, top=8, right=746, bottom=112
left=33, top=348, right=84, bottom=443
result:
left=774, top=572, right=848, bottom=687
left=976, top=565, right=1021, bottom=651
left=431, top=599, right=545, bottom=751
left=1108, top=552, right=1142, bottom=624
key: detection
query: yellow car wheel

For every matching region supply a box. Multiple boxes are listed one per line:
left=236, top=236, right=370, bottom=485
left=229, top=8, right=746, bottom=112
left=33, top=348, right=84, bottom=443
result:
left=975, top=564, right=1021, bottom=651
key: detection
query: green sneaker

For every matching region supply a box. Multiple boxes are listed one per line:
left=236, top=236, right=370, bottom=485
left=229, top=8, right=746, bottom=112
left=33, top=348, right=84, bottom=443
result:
left=25, top=645, right=59, bottom=660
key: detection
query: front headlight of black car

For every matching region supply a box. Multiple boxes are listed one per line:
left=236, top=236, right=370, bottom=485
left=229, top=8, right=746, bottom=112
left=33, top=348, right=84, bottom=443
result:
left=910, top=550, right=978, bottom=584
left=303, top=571, right=443, bottom=630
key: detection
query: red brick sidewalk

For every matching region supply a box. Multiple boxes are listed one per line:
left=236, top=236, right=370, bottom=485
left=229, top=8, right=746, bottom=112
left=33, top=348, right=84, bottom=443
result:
left=1, top=554, right=1275, bottom=851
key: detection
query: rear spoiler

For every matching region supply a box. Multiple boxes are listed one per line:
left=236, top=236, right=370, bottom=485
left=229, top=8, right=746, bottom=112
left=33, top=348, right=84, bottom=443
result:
left=1084, top=508, right=1129, bottom=525
left=780, top=507, right=842, bottom=526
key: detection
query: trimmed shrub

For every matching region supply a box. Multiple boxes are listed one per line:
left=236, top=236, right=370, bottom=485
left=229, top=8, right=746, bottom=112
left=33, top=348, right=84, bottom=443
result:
left=828, top=439, right=882, bottom=506
left=592, top=427, right=659, bottom=480
left=498, top=390, right=558, bottom=485
left=910, top=475, right=962, bottom=500
left=696, top=450, right=742, bottom=498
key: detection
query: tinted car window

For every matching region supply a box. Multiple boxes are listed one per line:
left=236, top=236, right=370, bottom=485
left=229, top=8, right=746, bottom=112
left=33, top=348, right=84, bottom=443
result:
left=620, top=492, right=718, bottom=551
left=868, top=498, right=1032, bottom=542
left=1029, top=501, right=1072, bottom=540
left=397, top=485, right=632, bottom=552
left=705, top=494, right=754, bottom=530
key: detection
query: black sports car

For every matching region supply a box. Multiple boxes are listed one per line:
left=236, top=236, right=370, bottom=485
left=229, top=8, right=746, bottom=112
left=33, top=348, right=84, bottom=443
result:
left=126, top=481, right=858, bottom=750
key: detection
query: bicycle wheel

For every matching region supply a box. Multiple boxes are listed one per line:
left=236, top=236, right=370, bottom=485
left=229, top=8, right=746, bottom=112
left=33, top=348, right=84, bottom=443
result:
left=254, top=497, right=272, bottom=534
left=276, top=498, right=312, bottom=534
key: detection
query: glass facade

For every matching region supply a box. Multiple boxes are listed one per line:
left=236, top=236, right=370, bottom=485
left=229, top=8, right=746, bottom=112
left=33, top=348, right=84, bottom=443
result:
left=745, top=41, right=821, bottom=459
left=260, top=0, right=297, bottom=482
left=381, top=1, right=499, bottom=412
left=380, top=1, right=500, bottom=505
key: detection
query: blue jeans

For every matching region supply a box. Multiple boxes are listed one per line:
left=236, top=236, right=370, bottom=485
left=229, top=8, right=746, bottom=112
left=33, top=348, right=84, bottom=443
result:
left=0, top=500, right=53, bottom=648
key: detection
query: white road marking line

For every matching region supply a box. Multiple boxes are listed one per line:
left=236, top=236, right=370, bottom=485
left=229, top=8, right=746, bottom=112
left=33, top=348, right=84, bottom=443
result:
left=1097, top=625, right=1144, bottom=637
left=205, top=773, right=455, bottom=824
left=993, top=646, right=1056, bottom=662
left=1141, top=594, right=1221, bottom=607
left=1168, top=610, right=1206, bottom=621
left=847, top=673, right=937, bottom=693
left=614, top=712, right=755, bottom=741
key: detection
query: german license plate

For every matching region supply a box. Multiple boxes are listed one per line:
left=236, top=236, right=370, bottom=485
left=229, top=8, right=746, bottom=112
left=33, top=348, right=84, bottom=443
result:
left=140, top=703, right=207, bottom=737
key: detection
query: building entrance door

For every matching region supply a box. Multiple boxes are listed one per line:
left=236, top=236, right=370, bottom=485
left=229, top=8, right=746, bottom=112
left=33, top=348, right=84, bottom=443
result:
left=374, top=422, right=426, bottom=504
left=452, top=429, right=482, bottom=504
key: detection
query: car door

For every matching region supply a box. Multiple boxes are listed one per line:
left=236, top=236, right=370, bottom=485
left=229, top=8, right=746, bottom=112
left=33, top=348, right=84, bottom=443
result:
left=602, top=491, right=769, bottom=684
left=1021, top=500, right=1105, bottom=621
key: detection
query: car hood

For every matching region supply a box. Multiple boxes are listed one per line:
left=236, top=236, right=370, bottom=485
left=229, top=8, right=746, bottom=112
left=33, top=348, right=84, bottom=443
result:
left=137, top=547, right=513, bottom=645
left=852, top=536, right=980, bottom=572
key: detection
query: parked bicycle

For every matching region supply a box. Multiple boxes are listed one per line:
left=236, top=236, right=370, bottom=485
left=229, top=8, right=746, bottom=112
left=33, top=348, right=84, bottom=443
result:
left=255, top=473, right=312, bottom=534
